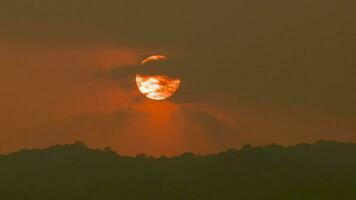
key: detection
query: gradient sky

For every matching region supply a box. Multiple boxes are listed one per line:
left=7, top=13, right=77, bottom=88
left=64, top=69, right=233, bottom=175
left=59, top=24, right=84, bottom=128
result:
left=0, top=0, right=355, bottom=156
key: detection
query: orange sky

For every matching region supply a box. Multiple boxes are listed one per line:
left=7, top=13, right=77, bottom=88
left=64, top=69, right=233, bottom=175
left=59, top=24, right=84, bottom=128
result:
left=0, top=0, right=355, bottom=156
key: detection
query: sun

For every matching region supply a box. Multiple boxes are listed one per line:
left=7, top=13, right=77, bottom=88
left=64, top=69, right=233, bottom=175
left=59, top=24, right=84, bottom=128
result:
left=136, top=55, right=181, bottom=100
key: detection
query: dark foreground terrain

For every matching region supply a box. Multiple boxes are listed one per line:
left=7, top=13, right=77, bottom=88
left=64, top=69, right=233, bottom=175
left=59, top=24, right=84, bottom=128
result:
left=1, top=140, right=356, bottom=200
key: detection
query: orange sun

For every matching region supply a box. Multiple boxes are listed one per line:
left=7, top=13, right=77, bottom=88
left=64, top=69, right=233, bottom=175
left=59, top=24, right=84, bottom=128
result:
left=136, top=55, right=181, bottom=100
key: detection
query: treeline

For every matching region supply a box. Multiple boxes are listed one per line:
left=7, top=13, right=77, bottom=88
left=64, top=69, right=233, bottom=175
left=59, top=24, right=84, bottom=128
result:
left=1, top=140, right=356, bottom=199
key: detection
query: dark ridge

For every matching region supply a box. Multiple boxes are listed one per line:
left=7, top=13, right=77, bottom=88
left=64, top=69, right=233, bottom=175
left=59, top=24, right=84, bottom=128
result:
left=1, top=140, right=356, bottom=199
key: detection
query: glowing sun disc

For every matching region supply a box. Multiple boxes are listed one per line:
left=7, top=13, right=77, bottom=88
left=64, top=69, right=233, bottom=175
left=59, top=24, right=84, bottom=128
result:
left=136, top=55, right=181, bottom=100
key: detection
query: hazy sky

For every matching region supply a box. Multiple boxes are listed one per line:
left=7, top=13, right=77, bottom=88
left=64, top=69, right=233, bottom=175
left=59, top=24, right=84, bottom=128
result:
left=0, top=0, right=355, bottom=156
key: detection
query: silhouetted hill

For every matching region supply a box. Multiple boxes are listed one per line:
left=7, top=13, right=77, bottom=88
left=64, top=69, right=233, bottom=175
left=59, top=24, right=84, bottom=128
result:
left=1, top=140, right=356, bottom=200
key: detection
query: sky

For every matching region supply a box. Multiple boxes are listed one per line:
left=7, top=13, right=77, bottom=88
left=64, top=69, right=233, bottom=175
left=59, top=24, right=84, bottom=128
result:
left=0, top=0, right=355, bottom=156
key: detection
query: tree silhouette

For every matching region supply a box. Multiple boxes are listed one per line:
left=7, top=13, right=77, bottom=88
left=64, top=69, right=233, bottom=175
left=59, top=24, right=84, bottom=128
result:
left=0, top=140, right=356, bottom=199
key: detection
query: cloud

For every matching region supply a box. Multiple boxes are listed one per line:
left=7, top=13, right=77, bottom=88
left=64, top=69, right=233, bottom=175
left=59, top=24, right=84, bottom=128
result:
left=1, top=0, right=355, bottom=113
left=0, top=0, right=355, bottom=155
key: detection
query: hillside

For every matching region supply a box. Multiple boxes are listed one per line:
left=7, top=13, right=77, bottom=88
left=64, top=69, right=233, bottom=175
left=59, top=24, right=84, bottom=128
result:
left=1, top=141, right=356, bottom=199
